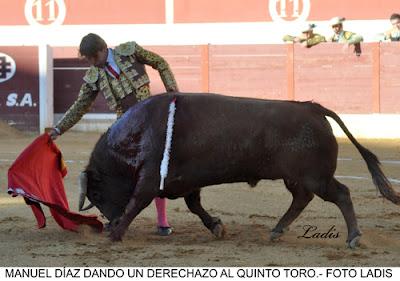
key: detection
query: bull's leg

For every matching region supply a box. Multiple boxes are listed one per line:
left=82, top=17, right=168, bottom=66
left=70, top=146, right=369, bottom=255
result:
left=305, top=178, right=362, bottom=249
left=109, top=174, right=158, bottom=241
left=184, top=190, right=226, bottom=238
left=271, top=180, right=314, bottom=241
left=109, top=195, right=154, bottom=241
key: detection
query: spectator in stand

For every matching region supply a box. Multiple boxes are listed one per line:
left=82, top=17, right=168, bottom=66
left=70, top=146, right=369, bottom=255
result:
left=384, top=13, right=400, bottom=41
left=283, top=23, right=326, bottom=48
left=328, top=17, right=363, bottom=56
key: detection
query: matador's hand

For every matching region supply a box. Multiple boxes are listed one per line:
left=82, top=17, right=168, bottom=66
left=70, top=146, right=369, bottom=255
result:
left=48, top=128, right=61, bottom=140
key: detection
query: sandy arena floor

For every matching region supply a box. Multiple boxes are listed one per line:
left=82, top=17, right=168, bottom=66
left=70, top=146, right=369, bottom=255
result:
left=0, top=123, right=399, bottom=267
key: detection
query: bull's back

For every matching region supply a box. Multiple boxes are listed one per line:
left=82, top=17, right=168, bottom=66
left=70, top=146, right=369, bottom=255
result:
left=162, top=93, right=338, bottom=187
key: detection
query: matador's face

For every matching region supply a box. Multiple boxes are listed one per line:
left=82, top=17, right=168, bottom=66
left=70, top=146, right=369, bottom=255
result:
left=86, top=48, right=108, bottom=68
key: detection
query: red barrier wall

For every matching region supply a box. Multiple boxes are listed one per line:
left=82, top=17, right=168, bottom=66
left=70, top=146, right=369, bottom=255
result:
left=53, top=42, right=400, bottom=115
left=380, top=43, right=400, bottom=113
left=293, top=43, right=375, bottom=113
left=208, top=44, right=288, bottom=100
left=145, top=45, right=204, bottom=94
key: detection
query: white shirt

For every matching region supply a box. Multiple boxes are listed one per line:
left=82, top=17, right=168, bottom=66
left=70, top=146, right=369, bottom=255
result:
left=332, top=31, right=345, bottom=42
left=104, top=48, right=121, bottom=78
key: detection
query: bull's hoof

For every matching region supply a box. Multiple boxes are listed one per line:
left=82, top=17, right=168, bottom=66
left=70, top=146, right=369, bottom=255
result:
left=212, top=223, right=226, bottom=239
left=270, top=231, right=283, bottom=241
left=347, top=235, right=361, bottom=249
left=108, top=220, right=126, bottom=242
left=270, top=227, right=289, bottom=241
left=210, top=217, right=225, bottom=239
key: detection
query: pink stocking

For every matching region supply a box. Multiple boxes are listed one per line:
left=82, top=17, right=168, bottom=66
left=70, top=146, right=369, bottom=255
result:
left=155, top=197, right=169, bottom=227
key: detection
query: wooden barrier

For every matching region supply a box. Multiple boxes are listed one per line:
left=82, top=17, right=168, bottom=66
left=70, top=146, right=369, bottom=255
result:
left=53, top=42, right=400, bottom=115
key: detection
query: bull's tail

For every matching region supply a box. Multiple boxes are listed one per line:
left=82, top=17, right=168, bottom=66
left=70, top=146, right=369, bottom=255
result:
left=311, top=102, right=400, bottom=205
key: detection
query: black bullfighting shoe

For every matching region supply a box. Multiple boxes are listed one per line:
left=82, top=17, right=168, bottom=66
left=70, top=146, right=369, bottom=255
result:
left=157, top=226, right=173, bottom=236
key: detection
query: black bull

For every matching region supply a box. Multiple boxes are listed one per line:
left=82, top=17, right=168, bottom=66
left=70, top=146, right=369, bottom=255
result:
left=81, top=93, right=400, bottom=247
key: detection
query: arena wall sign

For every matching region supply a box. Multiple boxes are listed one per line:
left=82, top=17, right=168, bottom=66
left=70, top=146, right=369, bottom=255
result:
left=0, top=46, right=53, bottom=132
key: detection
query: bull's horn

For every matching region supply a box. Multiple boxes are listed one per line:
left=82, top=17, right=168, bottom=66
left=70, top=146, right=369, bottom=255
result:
left=80, top=202, right=95, bottom=211
left=78, top=171, right=88, bottom=211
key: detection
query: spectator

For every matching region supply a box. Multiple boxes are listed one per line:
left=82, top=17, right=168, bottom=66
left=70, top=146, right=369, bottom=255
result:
left=328, top=17, right=363, bottom=56
left=283, top=23, right=326, bottom=48
left=384, top=13, right=400, bottom=41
